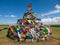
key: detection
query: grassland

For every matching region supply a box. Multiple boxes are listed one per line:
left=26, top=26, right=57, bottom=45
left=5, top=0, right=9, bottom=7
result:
left=0, top=25, right=60, bottom=45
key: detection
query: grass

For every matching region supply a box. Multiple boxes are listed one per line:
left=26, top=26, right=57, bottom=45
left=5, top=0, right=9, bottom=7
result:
left=0, top=26, right=60, bottom=45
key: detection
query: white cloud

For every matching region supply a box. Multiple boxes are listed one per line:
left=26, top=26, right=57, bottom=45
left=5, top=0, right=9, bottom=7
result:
left=40, top=4, right=60, bottom=25
left=40, top=10, right=60, bottom=16
left=5, top=15, right=17, bottom=18
left=53, top=17, right=60, bottom=20
left=41, top=17, right=60, bottom=25
left=40, top=4, right=60, bottom=16
left=10, top=15, right=16, bottom=18
left=55, top=4, right=60, bottom=9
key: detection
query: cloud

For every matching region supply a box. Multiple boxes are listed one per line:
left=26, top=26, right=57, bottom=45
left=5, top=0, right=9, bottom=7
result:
left=40, top=4, right=60, bottom=16
left=55, top=4, right=60, bottom=9
left=40, top=10, right=60, bottom=16
left=5, top=15, right=17, bottom=18
left=53, top=17, right=60, bottom=20
left=10, top=15, right=16, bottom=18
left=41, top=17, right=60, bottom=25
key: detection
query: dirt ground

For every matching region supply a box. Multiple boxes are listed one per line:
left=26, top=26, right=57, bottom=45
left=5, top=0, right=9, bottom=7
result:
left=0, top=26, right=60, bottom=45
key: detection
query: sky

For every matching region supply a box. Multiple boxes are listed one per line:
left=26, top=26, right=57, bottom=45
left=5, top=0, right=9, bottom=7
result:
left=0, top=0, right=60, bottom=24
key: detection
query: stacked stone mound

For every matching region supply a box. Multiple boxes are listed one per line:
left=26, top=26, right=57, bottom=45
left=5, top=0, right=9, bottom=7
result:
left=6, top=12, right=43, bottom=42
left=6, top=12, right=52, bottom=42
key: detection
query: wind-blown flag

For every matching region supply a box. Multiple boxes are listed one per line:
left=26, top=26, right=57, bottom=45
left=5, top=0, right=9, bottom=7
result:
left=28, top=3, right=32, bottom=11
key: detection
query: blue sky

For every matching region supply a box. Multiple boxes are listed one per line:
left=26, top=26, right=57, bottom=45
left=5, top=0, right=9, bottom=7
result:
left=0, top=0, right=60, bottom=24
